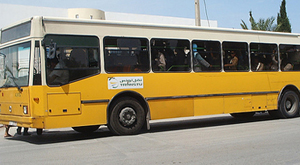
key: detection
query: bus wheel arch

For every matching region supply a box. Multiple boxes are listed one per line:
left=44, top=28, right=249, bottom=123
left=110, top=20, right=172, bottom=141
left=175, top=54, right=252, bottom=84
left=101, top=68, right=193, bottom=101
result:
left=270, top=85, right=300, bottom=118
left=107, top=91, right=150, bottom=135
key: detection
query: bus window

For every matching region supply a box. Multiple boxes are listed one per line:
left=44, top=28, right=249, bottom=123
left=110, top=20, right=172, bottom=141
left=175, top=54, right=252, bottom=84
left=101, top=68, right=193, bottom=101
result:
left=223, top=42, right=249, bottom=71
left=250, top=43, right=278, bottom=72
left=33, top=41, right=41, bottom=85
left=192, top=40, right=221, bottom=72
left=279, top=44, right=300, bottom=71
left=151, top=38, right=190, bottom=72
left=44, top=35, right=100, bottom=86
left=104, top=37, right=149, bottom=73
left=0, top=42, right=30, bottom=88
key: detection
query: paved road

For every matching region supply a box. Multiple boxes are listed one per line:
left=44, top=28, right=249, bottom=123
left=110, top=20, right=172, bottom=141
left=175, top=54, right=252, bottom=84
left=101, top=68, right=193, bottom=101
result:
left=1, top=113, right=300, bottom=165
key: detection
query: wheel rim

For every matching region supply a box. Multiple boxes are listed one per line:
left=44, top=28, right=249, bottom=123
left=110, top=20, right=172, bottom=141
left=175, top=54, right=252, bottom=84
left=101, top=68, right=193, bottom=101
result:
left=119, top=107, right=136, bottom=126
left=285, top=96, right=297, bottom=113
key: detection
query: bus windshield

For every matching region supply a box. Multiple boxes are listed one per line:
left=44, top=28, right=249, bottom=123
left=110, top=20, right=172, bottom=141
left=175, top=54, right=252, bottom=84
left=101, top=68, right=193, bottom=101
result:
left=0, top=42, right=31, bottom=88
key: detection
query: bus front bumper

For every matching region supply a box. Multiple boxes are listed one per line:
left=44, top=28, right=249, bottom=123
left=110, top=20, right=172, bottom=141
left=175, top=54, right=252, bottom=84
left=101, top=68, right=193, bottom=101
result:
left=0, top=115, right=44, bottom=128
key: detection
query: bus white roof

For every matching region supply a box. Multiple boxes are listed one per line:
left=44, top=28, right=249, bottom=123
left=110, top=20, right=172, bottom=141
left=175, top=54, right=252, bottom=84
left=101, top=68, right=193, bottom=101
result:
left=1, top=16, right=299, bottom=38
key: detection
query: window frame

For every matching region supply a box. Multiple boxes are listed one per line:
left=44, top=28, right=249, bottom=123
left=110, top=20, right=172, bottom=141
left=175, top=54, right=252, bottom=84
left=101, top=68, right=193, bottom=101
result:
left=250, top=42, right=279, bottom=72
left=222, top=41, right=250, bottom=72
left=279, top=44, right=300, bottom=72
left=103, top=36, right=150, bottom=73
left=43, top=34, right=101, bottom=86
left=192, top=40, right=222, bottom=72
left=150, top=38, right=191, bottom=73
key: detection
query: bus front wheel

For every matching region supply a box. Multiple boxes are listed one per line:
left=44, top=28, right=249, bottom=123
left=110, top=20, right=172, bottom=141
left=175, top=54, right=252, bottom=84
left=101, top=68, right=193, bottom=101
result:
left=278, top=90, right=299, bottom=118
left=108, top=97, right=145, bottom=135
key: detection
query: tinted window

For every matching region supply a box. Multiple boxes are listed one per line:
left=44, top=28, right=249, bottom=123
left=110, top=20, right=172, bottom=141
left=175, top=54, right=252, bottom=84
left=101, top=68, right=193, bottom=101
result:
left=1, top=22, right=31, bottom=43
left=223, top=42, right=249, bottom=71
left=250, top=43, right=278, bottom=71
left=279, top=44, right=300, bottom=71
left=151, top=38, right=190, bottom=72
left=104, top=37, right=149, bottom=73
left=192, top=40, right=221, bottom=72
left=44, top=35, right=100, bottom=86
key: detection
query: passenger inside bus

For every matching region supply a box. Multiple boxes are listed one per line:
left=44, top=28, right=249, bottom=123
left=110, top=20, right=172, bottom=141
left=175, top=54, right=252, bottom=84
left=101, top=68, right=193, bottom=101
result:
left=224, top=50, right=238, bottom=70
left=151, top=40, right=166, bottom=71
left=193, top=43, right=211, bottom=71
left=270, top=50, right=279, bottom=70
left=252, top=56, right=264, bottom=71
left=47, top=49, right=69, bottom=85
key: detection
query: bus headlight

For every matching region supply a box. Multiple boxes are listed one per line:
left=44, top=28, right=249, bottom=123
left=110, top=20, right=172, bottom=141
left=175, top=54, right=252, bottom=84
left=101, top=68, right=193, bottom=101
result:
left=23, top=106, right=28, bottom=114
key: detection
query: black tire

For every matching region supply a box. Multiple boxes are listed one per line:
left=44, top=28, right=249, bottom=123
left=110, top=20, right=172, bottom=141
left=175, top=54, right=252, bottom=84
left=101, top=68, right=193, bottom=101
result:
left=72, top=125, right=100, bottom=133
left=230, top=112, right=255, bottom=118
left=108, top=97, right=145, bottom=135
left=277, top=90, right=299, bottom=118
left=37, top=129, right=43, bottom=135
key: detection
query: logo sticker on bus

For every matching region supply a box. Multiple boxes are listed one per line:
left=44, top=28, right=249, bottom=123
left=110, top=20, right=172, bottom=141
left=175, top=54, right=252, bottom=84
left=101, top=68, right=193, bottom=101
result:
left=108, top=77, right=143, bottom=89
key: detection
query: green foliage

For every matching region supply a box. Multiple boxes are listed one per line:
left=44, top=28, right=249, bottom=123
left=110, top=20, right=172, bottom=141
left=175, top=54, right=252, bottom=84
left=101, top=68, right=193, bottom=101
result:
left=240, top=11, right=277, bottom=31
left=277, top=0, right=291, bottom=32
left=240, top=0, right=291, bottom=33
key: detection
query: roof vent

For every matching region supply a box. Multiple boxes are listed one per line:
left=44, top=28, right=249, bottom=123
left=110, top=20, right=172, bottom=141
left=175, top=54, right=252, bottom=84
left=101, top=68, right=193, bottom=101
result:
left=68, top=8, right=105, bottom=20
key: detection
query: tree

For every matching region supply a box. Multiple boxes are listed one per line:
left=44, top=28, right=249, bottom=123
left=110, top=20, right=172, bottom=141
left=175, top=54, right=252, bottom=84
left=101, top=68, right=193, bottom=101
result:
left=240, top=11, right=277, bottom=31
left=277, top=0, right=291, bottom=32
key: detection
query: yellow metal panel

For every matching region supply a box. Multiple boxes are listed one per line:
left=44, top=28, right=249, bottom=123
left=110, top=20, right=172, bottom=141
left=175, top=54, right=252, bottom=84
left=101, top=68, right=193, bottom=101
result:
left=29, top=86, right=47, bottom=117
left=44, top=103, right=107, bottom=129
left=251, top=95, right=267, bottom=111
left=148, top=98, right=193, bottom=120
left=0, top=88, right=29, bottom=116
left=224, top=95, right=252, bottom=114
left=47, top=93, right=81, bottom=116
left=194, top=96, right=224, bottom=116
left=267, top=93, right=278, bottom=110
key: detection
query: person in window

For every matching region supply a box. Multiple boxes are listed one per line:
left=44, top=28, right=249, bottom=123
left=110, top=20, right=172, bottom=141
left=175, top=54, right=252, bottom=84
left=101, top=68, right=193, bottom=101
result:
left=270, top=49, right=279, bottom=70
left=152, top=41, right=166, bottom=71
left=252, top=56, right=264, bottom=71
left=155, top=50, right=166, bottom=71
left=281, top=53, right=293, bottom=71
left=48, top=55, right=69, bottom=85
left=193, top=44, right=211, bottom=71
left=224, top=51, right=238, bottom=70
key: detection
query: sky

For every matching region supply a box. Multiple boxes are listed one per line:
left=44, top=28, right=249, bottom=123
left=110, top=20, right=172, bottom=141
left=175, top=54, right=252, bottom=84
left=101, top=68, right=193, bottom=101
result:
left=0, top=0, right=299, bottom=33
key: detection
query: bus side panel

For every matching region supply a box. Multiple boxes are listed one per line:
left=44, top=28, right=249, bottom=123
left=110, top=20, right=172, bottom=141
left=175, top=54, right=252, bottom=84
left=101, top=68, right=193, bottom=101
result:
left=43, top=103, right=107, bottom=129
left=267, top=93, right=278, bottom=110
left=194, top=96, right=224, bottom=116
left=251, top=94, right=267, bottom=111
left=224, top=95, right=252, bottom=114
left=148, top=98, right=193, bottom=120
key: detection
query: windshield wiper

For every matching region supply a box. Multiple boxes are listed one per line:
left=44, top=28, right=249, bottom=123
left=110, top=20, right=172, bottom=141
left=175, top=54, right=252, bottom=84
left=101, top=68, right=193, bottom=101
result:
left=7, top=76, right=23, bottom=92
left=4, top=66, right=23, bottom=92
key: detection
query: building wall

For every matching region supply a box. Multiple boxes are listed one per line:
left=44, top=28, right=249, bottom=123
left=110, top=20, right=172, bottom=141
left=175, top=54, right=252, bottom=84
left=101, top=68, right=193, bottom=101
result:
left=0, top=4, right=67, bottom=29
left=0, top=3, right=217, bottom=29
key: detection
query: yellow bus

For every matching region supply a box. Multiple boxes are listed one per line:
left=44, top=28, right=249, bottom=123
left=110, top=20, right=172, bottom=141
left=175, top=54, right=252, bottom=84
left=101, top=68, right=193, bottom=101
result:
left=0, top=16, right=300, bottom=135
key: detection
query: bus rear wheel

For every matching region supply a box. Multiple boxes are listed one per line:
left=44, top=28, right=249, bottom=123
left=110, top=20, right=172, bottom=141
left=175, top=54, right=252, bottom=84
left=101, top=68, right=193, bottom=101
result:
left=278, top=90, right=299, bottom=118
left=72, top=125, right=100, bottom=133
left=108, top=97, right=145, bottom=135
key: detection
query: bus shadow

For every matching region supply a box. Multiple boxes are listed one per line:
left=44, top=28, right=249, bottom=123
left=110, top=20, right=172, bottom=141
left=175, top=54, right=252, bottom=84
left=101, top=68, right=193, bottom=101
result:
left=148, top=113, right=274, bottom=133
left=6, top=127, right=114, bottom=145
left=7, top=113, right=278, bottom=144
